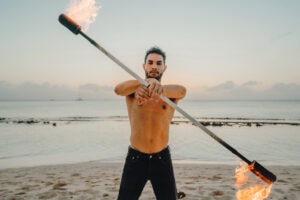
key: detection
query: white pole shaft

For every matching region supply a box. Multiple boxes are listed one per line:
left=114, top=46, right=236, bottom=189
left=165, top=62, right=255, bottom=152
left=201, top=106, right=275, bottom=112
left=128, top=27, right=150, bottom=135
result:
left=79, top=31, right=251, bottom=163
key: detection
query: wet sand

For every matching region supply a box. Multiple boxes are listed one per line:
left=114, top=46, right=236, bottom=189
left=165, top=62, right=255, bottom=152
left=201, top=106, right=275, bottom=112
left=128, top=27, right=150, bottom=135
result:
left=0, top=161, right=299, bottom=199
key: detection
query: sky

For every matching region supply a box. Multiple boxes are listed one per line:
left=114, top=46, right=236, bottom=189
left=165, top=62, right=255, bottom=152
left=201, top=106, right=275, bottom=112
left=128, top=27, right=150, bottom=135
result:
left=0, top=0, right=299, bottom=100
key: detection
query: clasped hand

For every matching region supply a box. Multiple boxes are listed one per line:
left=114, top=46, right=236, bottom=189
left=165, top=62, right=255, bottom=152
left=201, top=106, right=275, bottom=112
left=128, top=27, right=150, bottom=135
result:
left=136, top=78, right=163, bottom=105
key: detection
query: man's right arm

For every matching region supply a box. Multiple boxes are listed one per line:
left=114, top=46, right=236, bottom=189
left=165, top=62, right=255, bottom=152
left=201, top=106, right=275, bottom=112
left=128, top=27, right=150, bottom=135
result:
left=114, top=80, right=141, bottom=96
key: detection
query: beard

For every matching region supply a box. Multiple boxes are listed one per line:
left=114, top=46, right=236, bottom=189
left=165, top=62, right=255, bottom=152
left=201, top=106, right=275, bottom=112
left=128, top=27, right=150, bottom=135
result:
left=145, top=71, right=163, bottom=81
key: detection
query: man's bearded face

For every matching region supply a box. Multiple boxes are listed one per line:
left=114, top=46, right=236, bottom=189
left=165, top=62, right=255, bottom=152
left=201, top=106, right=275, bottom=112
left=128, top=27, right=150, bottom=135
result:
left=143, top=53, right=166, bottom=81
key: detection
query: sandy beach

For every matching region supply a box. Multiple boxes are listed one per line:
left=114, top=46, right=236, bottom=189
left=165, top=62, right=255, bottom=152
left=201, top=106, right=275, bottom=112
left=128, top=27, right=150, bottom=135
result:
left=0, top=161, right=299, bottom=200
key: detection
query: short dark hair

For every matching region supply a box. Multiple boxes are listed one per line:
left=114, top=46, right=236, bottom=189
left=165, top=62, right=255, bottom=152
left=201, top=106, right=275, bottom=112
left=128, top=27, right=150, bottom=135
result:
left=144, top=46, right=166, bottom=64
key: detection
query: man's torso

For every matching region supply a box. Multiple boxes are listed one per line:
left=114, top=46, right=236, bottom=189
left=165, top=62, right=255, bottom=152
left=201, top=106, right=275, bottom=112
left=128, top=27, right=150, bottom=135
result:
left=126, top=94, right=175, bottom=153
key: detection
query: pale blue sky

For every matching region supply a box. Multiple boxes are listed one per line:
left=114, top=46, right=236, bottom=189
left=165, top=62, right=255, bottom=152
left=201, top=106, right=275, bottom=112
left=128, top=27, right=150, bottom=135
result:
left=0, top=0, right=299, bottom=100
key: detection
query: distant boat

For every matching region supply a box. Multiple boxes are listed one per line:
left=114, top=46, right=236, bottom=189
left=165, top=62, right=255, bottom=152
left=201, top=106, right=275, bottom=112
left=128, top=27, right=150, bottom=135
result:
left=76, top=98, right=83, bottom=101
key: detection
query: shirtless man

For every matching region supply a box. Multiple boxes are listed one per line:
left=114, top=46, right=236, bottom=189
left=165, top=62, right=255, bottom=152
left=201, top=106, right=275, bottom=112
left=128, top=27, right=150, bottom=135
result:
left=115, top=47, right=186, bottom=200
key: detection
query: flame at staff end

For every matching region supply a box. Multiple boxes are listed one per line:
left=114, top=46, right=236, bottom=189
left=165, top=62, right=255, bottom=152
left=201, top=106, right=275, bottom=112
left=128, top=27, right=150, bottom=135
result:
left=65, top=0, right=100, bottom=32
left=235, top=162, right=272, bottom=200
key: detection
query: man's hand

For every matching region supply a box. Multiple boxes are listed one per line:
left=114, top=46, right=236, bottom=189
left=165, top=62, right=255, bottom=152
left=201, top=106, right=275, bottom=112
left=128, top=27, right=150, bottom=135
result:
left=135, top=78, right=163, bottom=105
left=146, top=78, right=163, bottom=97
left=135, top=85, right=150, bottom=105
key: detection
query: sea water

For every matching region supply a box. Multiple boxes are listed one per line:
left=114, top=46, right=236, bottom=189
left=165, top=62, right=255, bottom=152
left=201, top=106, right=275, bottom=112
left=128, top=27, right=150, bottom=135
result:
left=0, top=100, right=299, bottom=169
left=1, top=99, right=300, bottom=119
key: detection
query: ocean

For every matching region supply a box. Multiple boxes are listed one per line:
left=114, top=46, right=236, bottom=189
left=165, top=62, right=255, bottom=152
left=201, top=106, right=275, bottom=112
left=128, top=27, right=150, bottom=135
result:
left=0, top=100, right=299, bottom=169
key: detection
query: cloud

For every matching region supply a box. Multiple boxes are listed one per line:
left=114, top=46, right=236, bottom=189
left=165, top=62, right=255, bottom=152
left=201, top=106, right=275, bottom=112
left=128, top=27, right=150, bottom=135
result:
left=79, top=84, right=115, bottom=99
left=0, top=81, right=74, bottom=100
left=263, top=83, right=300, bottom=100
left=271, top=31, right=293, bottom=43
left=0, top=81, right=116, bottom=100
left=188, top=81, right=300, bottom=100
left=242, top=81, right=261, bottom=87
left=209, top=81, right=235, bottom=91
left=1, top=80, right=300, bottom=100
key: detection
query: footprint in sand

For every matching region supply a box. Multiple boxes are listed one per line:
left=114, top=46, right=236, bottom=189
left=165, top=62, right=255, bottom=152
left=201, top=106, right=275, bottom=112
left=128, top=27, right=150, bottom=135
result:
left=211, top=190, right=224, bottom=197
left=52, top=182, right=67, bottom=190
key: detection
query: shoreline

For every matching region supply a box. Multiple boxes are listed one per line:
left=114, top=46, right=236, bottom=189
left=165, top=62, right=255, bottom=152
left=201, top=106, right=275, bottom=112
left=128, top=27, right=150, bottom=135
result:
left=1, top=116, right=300, bottom=127
left=0, top=161, right=299, bottom=199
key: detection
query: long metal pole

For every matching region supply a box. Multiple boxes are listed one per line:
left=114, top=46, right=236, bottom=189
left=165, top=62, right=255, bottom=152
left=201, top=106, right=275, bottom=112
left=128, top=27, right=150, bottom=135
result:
left=80, top=30, right=253, bottom=164
left=58, top=13, right=276, bottom=184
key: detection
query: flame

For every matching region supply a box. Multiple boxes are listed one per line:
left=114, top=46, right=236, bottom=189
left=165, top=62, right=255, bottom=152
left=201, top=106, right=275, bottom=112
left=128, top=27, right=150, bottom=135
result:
left=65, top=0, right=100, bottom=32
left=235, top=163, right=249, bottom=187
left=235, top=162, right=272, bottom=200
left=236, top=186, right=272, bottom=200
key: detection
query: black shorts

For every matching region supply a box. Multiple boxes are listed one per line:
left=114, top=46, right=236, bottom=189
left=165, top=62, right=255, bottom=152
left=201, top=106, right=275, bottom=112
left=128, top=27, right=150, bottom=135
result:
left=117, top=146, right=177, bottom=200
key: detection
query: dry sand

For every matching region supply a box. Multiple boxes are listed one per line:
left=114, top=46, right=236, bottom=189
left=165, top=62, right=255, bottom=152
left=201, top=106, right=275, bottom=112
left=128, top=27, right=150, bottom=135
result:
left=0, top=161, right=299, bottom=200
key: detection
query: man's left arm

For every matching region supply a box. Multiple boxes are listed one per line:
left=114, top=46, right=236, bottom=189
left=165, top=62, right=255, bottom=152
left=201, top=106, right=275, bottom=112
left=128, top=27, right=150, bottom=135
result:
left=163, top=85, right=186, bottom=100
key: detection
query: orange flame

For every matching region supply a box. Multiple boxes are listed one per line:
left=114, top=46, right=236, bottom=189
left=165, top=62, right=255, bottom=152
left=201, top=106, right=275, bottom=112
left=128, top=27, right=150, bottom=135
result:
left=235, top=162, right=272, bottom=200
left=65, top=0, right=100, bottom=32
